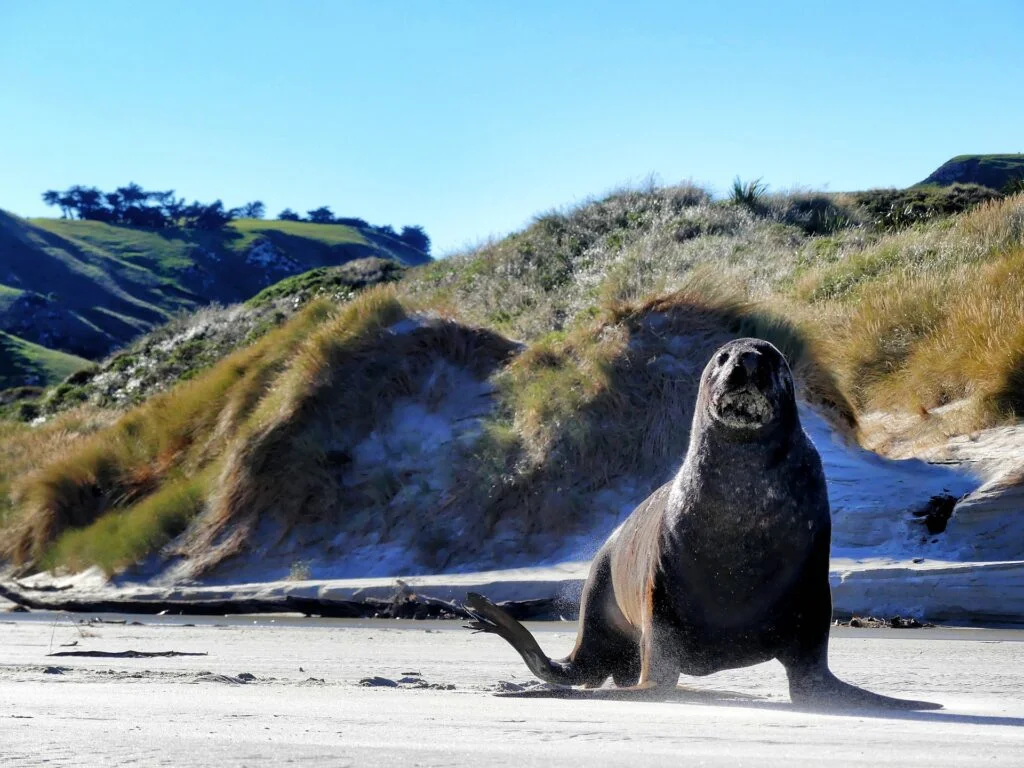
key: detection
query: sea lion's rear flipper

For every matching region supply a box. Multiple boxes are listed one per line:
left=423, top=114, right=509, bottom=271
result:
left=464, top=592, right=598, bottom=687
left=790, top=671, right=942, bottom=712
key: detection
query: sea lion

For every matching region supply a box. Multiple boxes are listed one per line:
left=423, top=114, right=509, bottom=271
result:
left=466, top=338, right=939, bottom=710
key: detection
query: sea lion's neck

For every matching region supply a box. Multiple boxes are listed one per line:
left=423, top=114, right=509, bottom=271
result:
left=689, top=409, right=797, bottom=468
left=666, top=409, right=806, bottom=518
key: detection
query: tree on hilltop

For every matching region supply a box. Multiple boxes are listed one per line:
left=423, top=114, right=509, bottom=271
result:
left=182, top=200, right=236, bottom=230
left=116, top=182, right=148, bottom=209
left=159, top=194, right=187, bottom=225
left=241, top=201, right=265, bottom=219
left=42, top=190, right=70, bottom=218
left=399, top=225, right=431, bottom=255
left=104, top=191, right=125, bottom=220
left=306, top=206, right=335, bottom=223
left=278, top=208, right=301, bottom=221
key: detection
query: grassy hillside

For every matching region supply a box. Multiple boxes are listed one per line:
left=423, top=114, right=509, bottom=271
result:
left=0, top=332, right=91, bottom=390
left=18, top=258, right=406, bottom=419
left=920, top=154, right=1024, bottom=191
left=0, top=211, right=430, bottom=378
left=2, top=180, right=1022, bottom=579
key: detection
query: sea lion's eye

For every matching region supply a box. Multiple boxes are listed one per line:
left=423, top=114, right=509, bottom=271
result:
left=717, top=352, right=729, bottom=366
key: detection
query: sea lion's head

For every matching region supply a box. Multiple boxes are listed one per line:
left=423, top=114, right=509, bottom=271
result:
left=701, top=338, right=796, bottom=433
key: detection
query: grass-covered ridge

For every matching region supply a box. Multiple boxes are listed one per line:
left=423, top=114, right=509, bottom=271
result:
left=0, top=331, right=91, bottom=391
left=0, top=210, right=430, bottom=378
left=920, top=154, right=1024, bottom=191
left=2, top=180, right=1024, bottom=578
left=405, top=183, right=1024, bottom=436
left=12, top=258, right=407, bottom=420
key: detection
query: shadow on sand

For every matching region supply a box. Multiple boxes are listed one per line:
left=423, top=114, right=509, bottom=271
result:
left=496, top=686, right=1024, bottom=728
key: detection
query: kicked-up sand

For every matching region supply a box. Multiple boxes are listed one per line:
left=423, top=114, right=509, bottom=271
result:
left=1, top=612, right=1022, bottom=767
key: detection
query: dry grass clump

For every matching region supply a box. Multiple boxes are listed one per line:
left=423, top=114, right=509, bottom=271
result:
left=39, top=471, right=209, bottom=575
left=404, top=182, right=716, bottom=339
left=794, top=194, right=1024, bottom=303
left=181, top=285, right=520, bottom=570
left=448, top=272, right=852, bottom=556
left=799, top=194, right=1024, bottom=429
left=0, top=407, right=115, bottom=533
left=879, top=248, right=1024, bottom=418
left=2, top=300, right=333, bottom=567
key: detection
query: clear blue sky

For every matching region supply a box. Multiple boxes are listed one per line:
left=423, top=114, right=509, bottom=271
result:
left=2, top=1, right=1022, bottom=254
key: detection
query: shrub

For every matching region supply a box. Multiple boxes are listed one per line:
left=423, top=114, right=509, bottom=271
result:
left=730, top=177, right=768, bottom=209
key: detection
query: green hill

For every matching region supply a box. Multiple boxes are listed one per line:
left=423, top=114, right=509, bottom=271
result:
left=919, top=154, right=1024, bottom=190
left=0, top=331, right=90, bottom=390
left=0, top=211, right=430, bottom=374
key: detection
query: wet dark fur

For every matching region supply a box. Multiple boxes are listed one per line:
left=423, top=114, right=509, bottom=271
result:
left=466, top=338, right=940, bottom=710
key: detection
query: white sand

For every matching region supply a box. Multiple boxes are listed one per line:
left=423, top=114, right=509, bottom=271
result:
left=1, top=614, right=1022, bottom=766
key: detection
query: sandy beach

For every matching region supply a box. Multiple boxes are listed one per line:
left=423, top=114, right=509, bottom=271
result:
left=2, top=612, right=1022, bottom=767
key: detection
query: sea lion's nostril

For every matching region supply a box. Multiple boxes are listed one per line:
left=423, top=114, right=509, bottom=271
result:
left=740, top=351, right=760, bottom=378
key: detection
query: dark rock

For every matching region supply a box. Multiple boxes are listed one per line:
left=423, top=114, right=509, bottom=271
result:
left=359, top=676, right=398, bottom=688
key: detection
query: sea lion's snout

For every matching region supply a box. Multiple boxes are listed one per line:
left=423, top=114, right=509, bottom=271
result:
left=706, top=340, right=791, bottom=430
left=724, top=350, right=771, bottom=391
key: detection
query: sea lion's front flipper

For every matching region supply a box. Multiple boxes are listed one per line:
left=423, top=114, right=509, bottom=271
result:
left=789, top=670, right=942, bottom=711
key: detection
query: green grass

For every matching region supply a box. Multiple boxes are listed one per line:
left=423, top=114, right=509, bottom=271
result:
left=920, top=154, right=1024, bottom=191
left=0, top=331, right=92, bottom=389
left=41, top=472, right=209, bottom=575
left=229, top=218, right=366, bottom=250
left=32, top=218, right=198, bottom=276
left=0, top=209, right=424, bottom=372
left=246, top=257, right=405, bottom=308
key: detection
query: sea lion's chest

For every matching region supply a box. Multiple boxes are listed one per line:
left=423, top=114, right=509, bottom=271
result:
left=663, top=454, right=826, bottom=627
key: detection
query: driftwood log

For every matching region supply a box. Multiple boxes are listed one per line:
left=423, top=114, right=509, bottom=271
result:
left=0, top=582, right=568, bottom=621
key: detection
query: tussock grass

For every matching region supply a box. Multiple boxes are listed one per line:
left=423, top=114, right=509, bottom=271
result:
left=41, top=472, right=209, bottom=575
left=799, top=194, right=1024, bottom=428
left=5, top=182, right=1022, bottom=576
left=185, top=285, right=520, bottom=569
left=839, top=246, right=1024, bottom=420
left=0, top=408, right=115, bottom=533
left=3, top=300, right=333, bottom=567
left=450, top=271, right=852, bottom=554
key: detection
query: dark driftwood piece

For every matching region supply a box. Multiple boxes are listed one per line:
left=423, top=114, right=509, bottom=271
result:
left=0, top=582, right=568, bottom=621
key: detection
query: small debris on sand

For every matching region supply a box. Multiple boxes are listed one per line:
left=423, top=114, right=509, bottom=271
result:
left=359, top=676, right=399, bottom=687
left=43, top=666, right=67, bottom=675
left=46, top=650, right=209, bottom=658
left=836, top=616, right=935, bottom=629
left=193, top=672, right=256, bottom=685
left=493, top=680, right=556, bottom=693
left=358, top=674, right=454, bottom=690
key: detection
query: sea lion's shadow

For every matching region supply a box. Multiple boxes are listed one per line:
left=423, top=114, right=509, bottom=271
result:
left=496, top=686, right=1024, bottom=728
